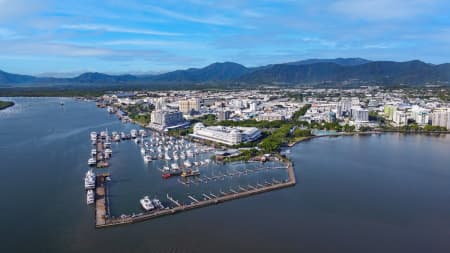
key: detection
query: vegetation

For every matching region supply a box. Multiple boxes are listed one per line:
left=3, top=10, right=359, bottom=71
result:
left=0, top=100, right=14, bottom=110
left=124, top=103, right=154, bottom=125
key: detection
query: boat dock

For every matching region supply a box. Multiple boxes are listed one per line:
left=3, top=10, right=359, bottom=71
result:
left=95, top=173, right=111, bottom=227
left=95, top=161, right=296, bottom=228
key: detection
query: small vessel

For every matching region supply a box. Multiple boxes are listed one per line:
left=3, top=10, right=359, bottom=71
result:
left=143, top=155, right=152, bottom=163
left=130, top=129, right=137, bottom=138
left=183, top=160, right=192, bottom=168
left=88, top=158, right=96, bottom=166
left=90, top=132, right=97, bottom=141
left=84, top=169, right=96, bottom=189
left=140, top=196, right=155, bottom=211
left=152, top=198, right=164, bottom=209
left=86, top=189, right=94, bottom=204
left=181, top=168, right=200, bottom=177
left=140, top=147, right=146, bottom=155
left=171, top=163, right=179, bottom=170
left=91, top=149, right=97, bottom=156
left=105, top=148, right=112, bottom=156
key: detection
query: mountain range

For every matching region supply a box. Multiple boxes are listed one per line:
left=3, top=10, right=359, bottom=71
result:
left=1, top=58, right=450, bottom=87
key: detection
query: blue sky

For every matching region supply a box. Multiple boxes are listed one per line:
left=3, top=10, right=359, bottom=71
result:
left=0, top=0, right=449, bottom=75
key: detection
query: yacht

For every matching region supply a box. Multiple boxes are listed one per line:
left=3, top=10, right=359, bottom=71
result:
left=171, top=163, right=180, bottom=170
left=140, top=147, right=146, bottom=155
left=130, top=129, right=137, bottom=138
left=152, top=198, right=164, bottom=209
left=91, top=149, right=97, bottom=156
left=90, top=132, right=97, bottom=141
left=181, top=168, right=200, bottom=178
left=183, top=160, right=192, bottom=168
left=114, top=134, right=121, bottom=142
left=84, top=170, right=96, bottom=189
left=105, top=148, right=112, bottom=156
left=143, top=155, right=152, bottom=163
left=139, top=129, right=147, bottom=137
left=86, top=189, right=95, bottom=205
left=88, top=158, right=96, bottom=166
left=140, top=196, right=155, bottom=211
left=165, top=153, right=171, bottom=161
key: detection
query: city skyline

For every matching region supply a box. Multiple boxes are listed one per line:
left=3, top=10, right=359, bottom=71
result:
left=1, top=0, right=450, bottom=75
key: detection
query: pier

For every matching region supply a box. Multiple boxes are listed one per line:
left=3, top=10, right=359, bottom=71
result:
left=94, top=160, right=296, bottom=228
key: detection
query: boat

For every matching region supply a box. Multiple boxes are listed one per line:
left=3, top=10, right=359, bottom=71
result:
left=140, top=196, right=155, bottom=211
left=86, top=189, right=94, bottom=204
left=140, top=147, right=146, bottom=155
left=84, top=169, right=96, bottom=189
left=183, top=160, right=192, bottom=168
left=105, top=148, right=112, bottom=156
left=181, top=168, right=200, bottom=177
left=88, top=158, right=96, bottom=166
left=130, top=129, right=137, bottom=138
left=91, top=149, right=97, bottom=156
left=90, top=132, right=97, bottom=141
left=143, top=155, right=152, bottom=163
left=152, top=198, right=164, bottom=209
left=139, top=129, right=147, bottom=137
left=120, top=132, right=126, bottom=140
left=171, top=163, right=180, bottom=170
left=165, top=153, right=171, bottom=161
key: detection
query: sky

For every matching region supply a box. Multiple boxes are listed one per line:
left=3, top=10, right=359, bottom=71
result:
left=0, top=0, right=449, bottom=76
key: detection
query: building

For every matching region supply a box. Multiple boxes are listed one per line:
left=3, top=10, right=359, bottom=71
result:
left=179, top=98, right=200, bottom=114
left=217, top=110, right=231, bottom=121
left=190, top=123, right=261, bottom=145
left=411, top=105, right=430, bottom=125
left=351, top=107, right=369, bottom=123
left=257, top=113, right=285, bottom=121
left=431, top=109, right=450, bottom=129
left=393, top=110, right=407, bottom=126
left=149, top=98, right=187, bottom=131
left=324, top=111, right=337, bottom=123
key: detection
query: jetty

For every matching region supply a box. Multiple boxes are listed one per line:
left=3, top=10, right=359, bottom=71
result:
left=94, top=160, right=296, bottom=228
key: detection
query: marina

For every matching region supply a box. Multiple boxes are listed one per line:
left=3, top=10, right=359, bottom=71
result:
left=85, top=127, right=296, bottom=228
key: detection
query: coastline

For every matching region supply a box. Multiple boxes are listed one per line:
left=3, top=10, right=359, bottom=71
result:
left=0, top=100, right=14, bottom=111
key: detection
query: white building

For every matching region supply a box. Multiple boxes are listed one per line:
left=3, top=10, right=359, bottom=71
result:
left=411, top=105, right=430, bottom=125
left=179, top=98, right=200, bottom=114
left=431, top=109, right=450, bottom=129
left=351, top=107, right=369, bottom=123
left=393, top=110, right=407, bottom=127
left=257, top=113, right=285, bottom=121
left=191, top=123, right=261, bottom=145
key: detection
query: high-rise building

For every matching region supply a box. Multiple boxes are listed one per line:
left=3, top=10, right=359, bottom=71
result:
left=217, top=110, right=231, bottom=121
left=179, top=98, right=201, bottom=114
left=431, top=109, right=450, bottom=129
left=351, top=107, right=369, bottom=122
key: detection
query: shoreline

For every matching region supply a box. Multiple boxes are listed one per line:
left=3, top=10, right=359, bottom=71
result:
left=0, top=101, right=14, bottom=111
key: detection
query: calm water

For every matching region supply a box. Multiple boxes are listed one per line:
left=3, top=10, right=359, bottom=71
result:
left=1, top=97, right=450, bottom=253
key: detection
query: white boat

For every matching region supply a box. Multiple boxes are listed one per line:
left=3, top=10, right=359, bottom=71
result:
left=186, top=150, right=193, bottom=158
left=171, top=163, right=179, bottom=170
left=84, top=170, right=96, bottom=189
left=86, top=189, right=95, bottom=204
left=140, top=196, right=155, bottom=211
left=91, top=149, right=97, bottom=156
left=194, top=161, right=200, bottom=167
left=90, top=132, right=97, bottom=141
left=183, top=160, right=192, bottom=168
left=165, top=153, right=171, bottom=161
left=143, top=155, right=152, bottom=163
left=88, top=158, right=96, bottom=166
left=105, top=148, right=112, bottom=156
left=140, top=147, right=146, bottom=155
left=152, top=198, right=164, bottom=209
left=139, top=129, right=147, bottom=137
left=114, top=135, right=121, bottom=142
left=130, top=129, right=137, bottom=138
left=162, top=166, right=170, bottom=172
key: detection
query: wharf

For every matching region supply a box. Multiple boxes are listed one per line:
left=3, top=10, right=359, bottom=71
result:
left=95, top=161, right=296, bottom=228
left=95, top=173, right=110, bottom=227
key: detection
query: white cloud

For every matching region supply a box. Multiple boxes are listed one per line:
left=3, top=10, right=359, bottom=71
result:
left=145, top=5, right=234, bottom=26
left=60, top=24, right=182, bottom=36
left=331, top=0, right=440, bottom=20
